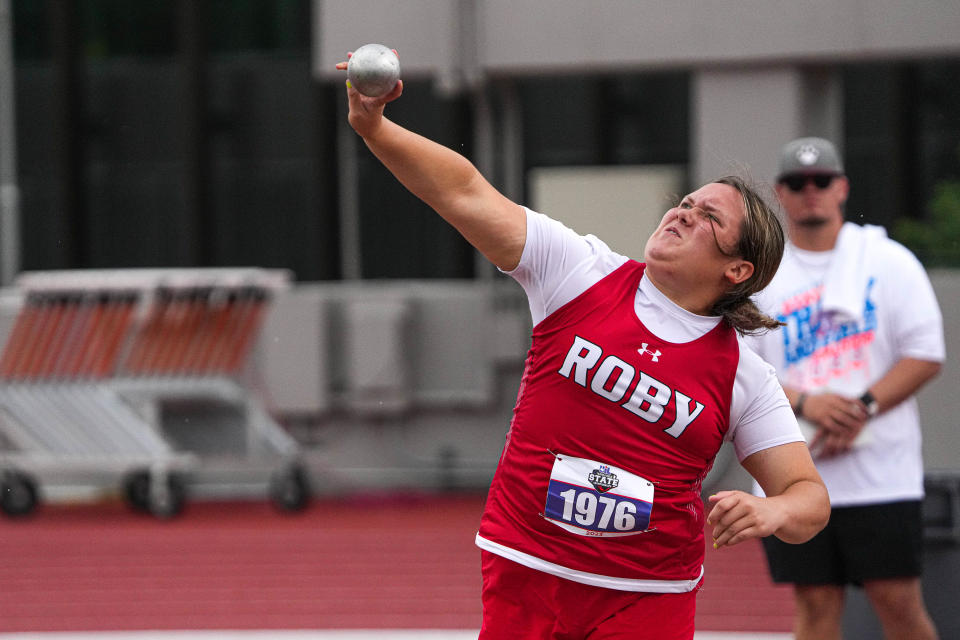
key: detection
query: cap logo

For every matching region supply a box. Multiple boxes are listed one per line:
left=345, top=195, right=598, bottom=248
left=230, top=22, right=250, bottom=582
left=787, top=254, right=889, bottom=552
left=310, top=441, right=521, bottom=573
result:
left=796, top=144, right=821, bottom=166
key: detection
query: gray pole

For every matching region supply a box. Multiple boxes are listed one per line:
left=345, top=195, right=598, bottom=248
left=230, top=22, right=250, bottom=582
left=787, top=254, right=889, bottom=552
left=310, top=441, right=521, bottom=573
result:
left=0, top=0, right=21, bottom=285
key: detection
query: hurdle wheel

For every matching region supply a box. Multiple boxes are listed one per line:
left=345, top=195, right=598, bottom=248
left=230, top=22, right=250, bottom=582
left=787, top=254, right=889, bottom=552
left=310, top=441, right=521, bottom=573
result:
left=269, top=465, right=310, bottom=512
left=147, top=473, right=186, bottom=519
left=123, top=470, right=151, bottom=512
left=124, top=469, right=186, bottom=518
left=1, top=471, right=39, bottom=517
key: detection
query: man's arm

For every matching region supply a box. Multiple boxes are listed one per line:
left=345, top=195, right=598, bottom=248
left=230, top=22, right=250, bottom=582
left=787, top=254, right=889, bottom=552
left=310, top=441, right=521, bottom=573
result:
left=787, top=357, right=942, bottom=456
left=864, top=357, right=942, bottom=414
left=336, top=66, right=527, bottom=271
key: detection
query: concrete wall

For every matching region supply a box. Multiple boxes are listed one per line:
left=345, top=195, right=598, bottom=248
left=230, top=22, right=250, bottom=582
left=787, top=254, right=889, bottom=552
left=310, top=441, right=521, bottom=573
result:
left=315, top=1, right=960, bottom=81
left=256, top=272, right=958, bottom=492
left=919, top=270, right=960, bottom=472
left=528, top=164, right=685, bottom=257
left=255, top=279, right=531, bottom=491
left=691, top=66, right=806, bottom=187
left=315, top=0, right=960, bottom=249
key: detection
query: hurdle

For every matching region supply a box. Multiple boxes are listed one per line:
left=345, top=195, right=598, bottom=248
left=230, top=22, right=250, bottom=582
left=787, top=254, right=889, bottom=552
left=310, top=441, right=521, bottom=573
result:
left=0, top=268, right=308, bottom=517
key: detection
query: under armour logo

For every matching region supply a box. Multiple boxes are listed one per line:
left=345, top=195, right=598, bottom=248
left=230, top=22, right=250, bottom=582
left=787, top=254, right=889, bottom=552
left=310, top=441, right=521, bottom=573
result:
left=638, top=343, right=661, bottom=362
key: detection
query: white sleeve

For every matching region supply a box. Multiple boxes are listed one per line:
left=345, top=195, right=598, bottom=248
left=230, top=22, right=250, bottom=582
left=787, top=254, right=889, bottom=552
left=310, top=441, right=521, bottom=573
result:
left=727, top=339, right=804, bottom=461
left=503, top=208, right=629, bottom=326
left=741, top=331, right=769, bottom=362
left=884, top=242, right=946, bottom=363
left=742, top=288, right=781, bottom=363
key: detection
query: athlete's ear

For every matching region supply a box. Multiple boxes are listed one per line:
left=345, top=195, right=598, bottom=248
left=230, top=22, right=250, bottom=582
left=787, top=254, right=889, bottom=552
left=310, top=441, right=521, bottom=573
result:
left=724, top=259, right=754, bottom=286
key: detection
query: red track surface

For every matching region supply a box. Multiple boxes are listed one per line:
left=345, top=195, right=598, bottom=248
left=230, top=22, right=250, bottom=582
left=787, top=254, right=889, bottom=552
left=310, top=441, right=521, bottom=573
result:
left=0, top=494, right=792, bottom=633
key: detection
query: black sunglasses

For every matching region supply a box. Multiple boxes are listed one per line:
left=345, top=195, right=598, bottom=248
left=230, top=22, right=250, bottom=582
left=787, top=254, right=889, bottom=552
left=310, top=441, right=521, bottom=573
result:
left=779, top=173, right=838, bottom=192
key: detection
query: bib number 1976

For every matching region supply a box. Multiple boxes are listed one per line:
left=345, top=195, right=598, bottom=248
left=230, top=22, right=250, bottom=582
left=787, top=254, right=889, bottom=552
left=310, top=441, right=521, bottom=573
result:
left=543, top=454, right=653, bottom=537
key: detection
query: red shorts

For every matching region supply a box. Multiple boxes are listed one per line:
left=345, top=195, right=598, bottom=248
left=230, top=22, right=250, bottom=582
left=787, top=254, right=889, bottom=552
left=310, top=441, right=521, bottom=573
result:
left=479, top=551, right=698, bottom=640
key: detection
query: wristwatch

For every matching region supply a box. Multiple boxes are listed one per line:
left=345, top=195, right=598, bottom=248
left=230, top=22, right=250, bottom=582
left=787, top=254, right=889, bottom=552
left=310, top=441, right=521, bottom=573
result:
left=859, top=390, right=880, bottom=416
left=794, top=392, right=807, bottom=418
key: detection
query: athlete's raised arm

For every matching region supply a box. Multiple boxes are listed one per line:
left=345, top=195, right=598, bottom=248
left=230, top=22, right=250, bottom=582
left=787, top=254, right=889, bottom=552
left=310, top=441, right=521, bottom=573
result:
left=336, top=56, right=526, bottom=271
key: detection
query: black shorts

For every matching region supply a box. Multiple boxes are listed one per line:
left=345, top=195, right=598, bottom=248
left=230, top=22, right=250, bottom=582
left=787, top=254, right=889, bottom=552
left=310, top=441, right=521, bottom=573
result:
left=761, top=500, right=925, bottom=586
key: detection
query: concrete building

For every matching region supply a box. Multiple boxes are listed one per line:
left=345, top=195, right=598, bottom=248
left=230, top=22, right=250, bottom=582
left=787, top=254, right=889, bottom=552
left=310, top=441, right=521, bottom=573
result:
left=2, top=0, right=958, bottom=508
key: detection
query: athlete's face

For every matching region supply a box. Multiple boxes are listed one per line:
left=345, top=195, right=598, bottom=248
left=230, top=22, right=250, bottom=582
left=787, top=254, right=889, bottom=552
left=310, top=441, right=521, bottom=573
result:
left=645, top=182, right=746, bottom=272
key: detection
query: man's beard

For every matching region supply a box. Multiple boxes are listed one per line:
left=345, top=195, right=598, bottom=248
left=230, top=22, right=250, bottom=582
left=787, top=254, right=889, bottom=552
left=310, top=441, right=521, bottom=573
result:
left=795, top=214, right=832, bottom=228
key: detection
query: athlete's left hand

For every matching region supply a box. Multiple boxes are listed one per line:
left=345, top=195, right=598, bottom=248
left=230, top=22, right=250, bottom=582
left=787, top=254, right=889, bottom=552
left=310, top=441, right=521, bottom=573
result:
left=706, top=490, right=785, bottom=549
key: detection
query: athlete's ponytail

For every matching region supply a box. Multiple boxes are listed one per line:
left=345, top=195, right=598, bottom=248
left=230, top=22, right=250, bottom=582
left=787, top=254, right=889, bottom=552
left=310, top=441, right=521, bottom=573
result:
left=709, top=176, right=785, bottom=336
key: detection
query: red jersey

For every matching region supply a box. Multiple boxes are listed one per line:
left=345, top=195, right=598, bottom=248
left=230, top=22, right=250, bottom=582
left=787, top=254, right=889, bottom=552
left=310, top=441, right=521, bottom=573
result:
left=476, top=260, right=739, bottom=592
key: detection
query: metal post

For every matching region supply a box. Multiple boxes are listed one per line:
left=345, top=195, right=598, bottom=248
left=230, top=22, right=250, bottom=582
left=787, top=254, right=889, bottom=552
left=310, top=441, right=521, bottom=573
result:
left=471, top=84, right=497, bottom=280
left=336, top=98, right=361, bottom=280
left=0, top=0, right=21, bottom=284
left=50, top=0, right=87, bottom=267
left=177, top=0, right=210, bottom=266
left=498, top=79, right=524, bottom=206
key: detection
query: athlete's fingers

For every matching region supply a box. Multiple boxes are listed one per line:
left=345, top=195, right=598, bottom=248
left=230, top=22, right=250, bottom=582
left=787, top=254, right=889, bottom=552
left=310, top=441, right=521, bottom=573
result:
left=708, top=491, right=784, bottom=548
left=707, top=492, right=753, bottom=546
left=709, top=496, right=748, bottom=529
left=715, top=522, right=765, bottom=548
left=334, top=52, right=354, bottom=70
left=382, top=78, right=404, bottom=101
left=705, top=491, right=738, bottom=525
left=712, top=506, right=757, bottom=548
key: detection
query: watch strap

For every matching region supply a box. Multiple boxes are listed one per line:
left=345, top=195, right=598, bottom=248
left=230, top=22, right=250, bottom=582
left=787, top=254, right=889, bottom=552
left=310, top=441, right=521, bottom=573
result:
left=859, top=390, right=879, bottom=416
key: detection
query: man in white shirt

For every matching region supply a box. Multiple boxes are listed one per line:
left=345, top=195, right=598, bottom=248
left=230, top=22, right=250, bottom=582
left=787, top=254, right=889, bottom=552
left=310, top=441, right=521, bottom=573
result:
left=749, top=137, right=945, bottom=640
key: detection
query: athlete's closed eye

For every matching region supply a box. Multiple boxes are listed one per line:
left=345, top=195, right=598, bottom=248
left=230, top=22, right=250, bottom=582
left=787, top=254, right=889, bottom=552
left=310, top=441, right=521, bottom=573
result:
left=681, top=200, right=721, bottom=225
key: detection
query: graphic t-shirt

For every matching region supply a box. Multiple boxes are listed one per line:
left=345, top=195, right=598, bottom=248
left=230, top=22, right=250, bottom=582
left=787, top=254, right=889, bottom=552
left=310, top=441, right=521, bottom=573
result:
left=748, top=223, right=945, bottom=506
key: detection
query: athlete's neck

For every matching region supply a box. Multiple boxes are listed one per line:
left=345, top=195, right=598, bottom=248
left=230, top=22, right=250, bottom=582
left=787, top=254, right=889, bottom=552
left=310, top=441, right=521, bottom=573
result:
left=644, top=267, right=718, bottom=317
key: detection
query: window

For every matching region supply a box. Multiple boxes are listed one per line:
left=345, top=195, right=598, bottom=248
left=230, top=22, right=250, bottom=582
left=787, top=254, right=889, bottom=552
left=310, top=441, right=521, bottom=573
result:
left=844, top=59, right=960, bottom=265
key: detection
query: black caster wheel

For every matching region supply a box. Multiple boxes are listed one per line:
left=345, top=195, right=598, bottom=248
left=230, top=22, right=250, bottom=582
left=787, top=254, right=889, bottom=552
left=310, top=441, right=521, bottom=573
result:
left=124, top=469, right=186, bottom=518
left=1, top=470, right=39, bottom=517
left=269, top=465, right=310, bottom=512
left=123, top=469, right=151, bottom=512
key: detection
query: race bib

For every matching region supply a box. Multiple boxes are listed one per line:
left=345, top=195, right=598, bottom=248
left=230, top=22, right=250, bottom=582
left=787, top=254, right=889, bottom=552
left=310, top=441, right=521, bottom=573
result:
left=543, top=454, right=654, bottom=537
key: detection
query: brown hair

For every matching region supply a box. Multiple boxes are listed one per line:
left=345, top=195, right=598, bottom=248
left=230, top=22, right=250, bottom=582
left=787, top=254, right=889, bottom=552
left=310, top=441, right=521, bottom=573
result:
left=708, top=176, right=785, bottom=335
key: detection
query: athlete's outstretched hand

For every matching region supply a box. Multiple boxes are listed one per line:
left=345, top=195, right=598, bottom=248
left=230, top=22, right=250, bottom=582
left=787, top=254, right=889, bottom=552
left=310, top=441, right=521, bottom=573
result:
left=335, top=51, right=404, bottom=139
left=706, top=490, right=786, bottom=549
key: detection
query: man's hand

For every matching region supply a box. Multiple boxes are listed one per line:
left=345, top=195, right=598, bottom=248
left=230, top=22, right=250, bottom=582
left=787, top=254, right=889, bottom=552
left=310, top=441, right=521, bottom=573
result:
left=801, top=392, right=867, bottom=457
left=809, top=426, right=860, bottom=457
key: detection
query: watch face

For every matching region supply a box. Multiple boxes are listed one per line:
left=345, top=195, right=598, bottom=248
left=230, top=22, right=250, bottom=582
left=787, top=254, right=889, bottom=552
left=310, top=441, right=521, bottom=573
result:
left=859, top=391, right=878, bottom=416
